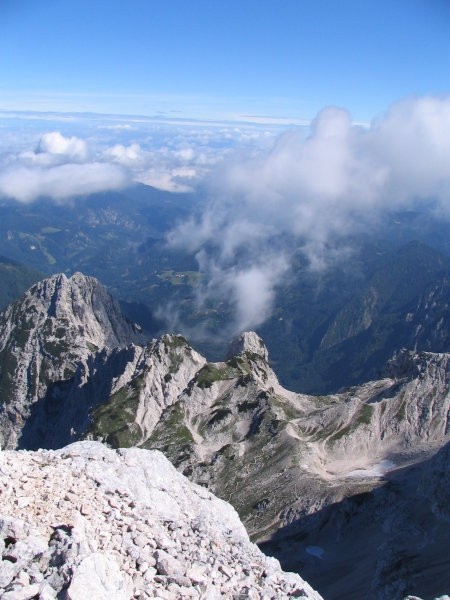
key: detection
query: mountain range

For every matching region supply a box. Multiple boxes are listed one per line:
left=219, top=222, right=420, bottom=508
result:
left=2, top=185, right=450, bottom=395
left=0, top=271, right=448, bottom=599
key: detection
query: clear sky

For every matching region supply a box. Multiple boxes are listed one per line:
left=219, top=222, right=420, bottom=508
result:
left=1, top=0, right=449, bottom=122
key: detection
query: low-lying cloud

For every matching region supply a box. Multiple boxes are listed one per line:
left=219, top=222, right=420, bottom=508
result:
left=168, top=95, right=450, bottom=333
left=3, top=99, right=450, bottom=334
left=0, top=163, right=128, bottom=203
left=0, top=131, right=128, bottom=201
left=0, top=120, right=277, bottom=201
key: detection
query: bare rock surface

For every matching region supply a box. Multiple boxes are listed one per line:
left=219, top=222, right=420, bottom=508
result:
left=0, top=273, right=144, bottom=449
left=0, top=441, right=323, bottom=600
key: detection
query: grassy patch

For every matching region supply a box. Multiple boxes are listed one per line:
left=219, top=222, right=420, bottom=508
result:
left=148, top=401, right=194, bottom=449
left=328, top=404, right=374, bottom=442
left=226, top=355, right=252, bottom=375
left=358, top=403, right=374, bottom=425
left=163, top=334, right=188, bottom=349
left=88, top=386, right=141, bottom=448
left=396, top=399, right=407, bottom=421
left=43, top=338, right=70, bottom=358
left=196, top=363, right=239, bottom=389
left=268, top=395, right=302, bottom=421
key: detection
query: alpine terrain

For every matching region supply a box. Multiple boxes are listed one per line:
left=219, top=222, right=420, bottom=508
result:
left=0, top=441, right=322, bottom=599
left=0, top=272, right=449, bottom=599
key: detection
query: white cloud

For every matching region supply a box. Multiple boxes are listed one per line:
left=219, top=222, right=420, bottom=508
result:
left=38, top=131, right=88, bottom=161
left=0, top=116, right=285, bottom=203
left=174, top=147, right=195, bottom=161
left=0, top=163, right=128, bottom=202
left=168, top=95, right=450, bottom=332
left=104, top=143, right=145, bottom=167
left=0, top=130, right=131, bottom=201
left=219, top=258, right=289, bottom=332
left=17, top=131, right=90, bottom=168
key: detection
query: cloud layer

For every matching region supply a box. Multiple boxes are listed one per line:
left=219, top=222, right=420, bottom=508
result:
left=2, top=98, right=450, bottom=333
left=0, top=131, right=128, bottom=201
left=0, top=163, right=127, bottom=203
left=0, top=117, right=279, bottom=201
left=168, top=96, right=450, bottom=332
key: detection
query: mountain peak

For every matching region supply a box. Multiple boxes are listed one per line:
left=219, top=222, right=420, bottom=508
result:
left=0, top=272, right=145, bottom=449
left=226, top=331, right=269, bottom=362
left=23, top=271, right=144, bottom=349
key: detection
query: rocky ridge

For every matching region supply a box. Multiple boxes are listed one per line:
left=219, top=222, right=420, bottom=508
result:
left=18, top=334, right=206, bottom=451
left=94, top=335, right=450, bottom=599
left=0, top=441, right=323, bottom=600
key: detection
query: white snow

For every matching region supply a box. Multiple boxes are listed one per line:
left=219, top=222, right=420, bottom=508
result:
left=346, top=459, right=396, bottom=478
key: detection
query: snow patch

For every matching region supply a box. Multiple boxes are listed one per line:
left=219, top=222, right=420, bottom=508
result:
left=346, top=459, right=396, bottom=478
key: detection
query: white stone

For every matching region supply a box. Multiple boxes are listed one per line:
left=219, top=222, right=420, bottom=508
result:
left=66, top=553, right=129, bottom=600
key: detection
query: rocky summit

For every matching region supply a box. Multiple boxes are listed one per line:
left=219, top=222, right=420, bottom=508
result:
left=0, top=441, right=323, bottom=600
left=0, top=272, right=144, bottom=449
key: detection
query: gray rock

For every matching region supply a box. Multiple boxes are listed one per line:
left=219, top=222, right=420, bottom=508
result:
left=153, top=549, right=185, bottom=576
left=0, top=442, right=322, bottom=600
left=66, top=553, right=129, bottom=600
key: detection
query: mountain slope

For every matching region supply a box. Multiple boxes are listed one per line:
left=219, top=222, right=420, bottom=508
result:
left=3, top=187, right=450, bottom=395
left=262, top=440, right=450, bottom=600
left=0, top=255, right=42, bottom=310
left=0, top=441, right=323, bottom=599
left=1, top=273, right=449, bottom=598
left=86, top=331, right=450, bottom=599
left=262, top=241, right=450, bottom=393
left=144, top=338, right=450, bottom=539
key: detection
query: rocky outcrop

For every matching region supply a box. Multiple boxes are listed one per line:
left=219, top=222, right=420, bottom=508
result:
left=0, top=272, right=144, bottom=449
left=0, top=441, right=322, bottom=599
left=15, top=333, right=205, bottom=451
left=86, top=334, right=206, bottom=448
left=145, top=343, right=450, bottom=535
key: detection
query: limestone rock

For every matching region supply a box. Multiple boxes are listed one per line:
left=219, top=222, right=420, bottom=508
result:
left=0, top=441, right=322, bottom=600
left=66, top=553, right=128, bottom=600
left=0, top=272, right=144, bottom=449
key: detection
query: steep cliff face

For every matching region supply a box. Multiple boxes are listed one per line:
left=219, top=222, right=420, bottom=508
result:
left=86, top=334, right=206, bottom=448
left=0, top=441, right=323, bottom=600
left=0, top=272, right=144, bottom=449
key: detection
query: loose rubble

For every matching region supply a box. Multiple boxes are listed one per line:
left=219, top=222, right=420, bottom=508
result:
left=0, top=441, right=323, bottom=599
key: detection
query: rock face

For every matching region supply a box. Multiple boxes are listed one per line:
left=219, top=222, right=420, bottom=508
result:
left=17, top=334, right=206, bottom=451
left=86, top=335, right=206, bottom=448
left=147, top=344, right=450, bottom=532
left=100, top=338, right=450, bottom=599
left=0, top=272, right=144, bottom=449
left=0, top=441, right=323, bottom=600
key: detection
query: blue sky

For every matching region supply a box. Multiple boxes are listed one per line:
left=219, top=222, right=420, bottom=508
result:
left=1, top=1, right=450, bottom=330
left=1, top=0, right=449, bottom=122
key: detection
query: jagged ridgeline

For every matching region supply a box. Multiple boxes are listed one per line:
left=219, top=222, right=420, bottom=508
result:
left=0, top=272, right=449, bottom=600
